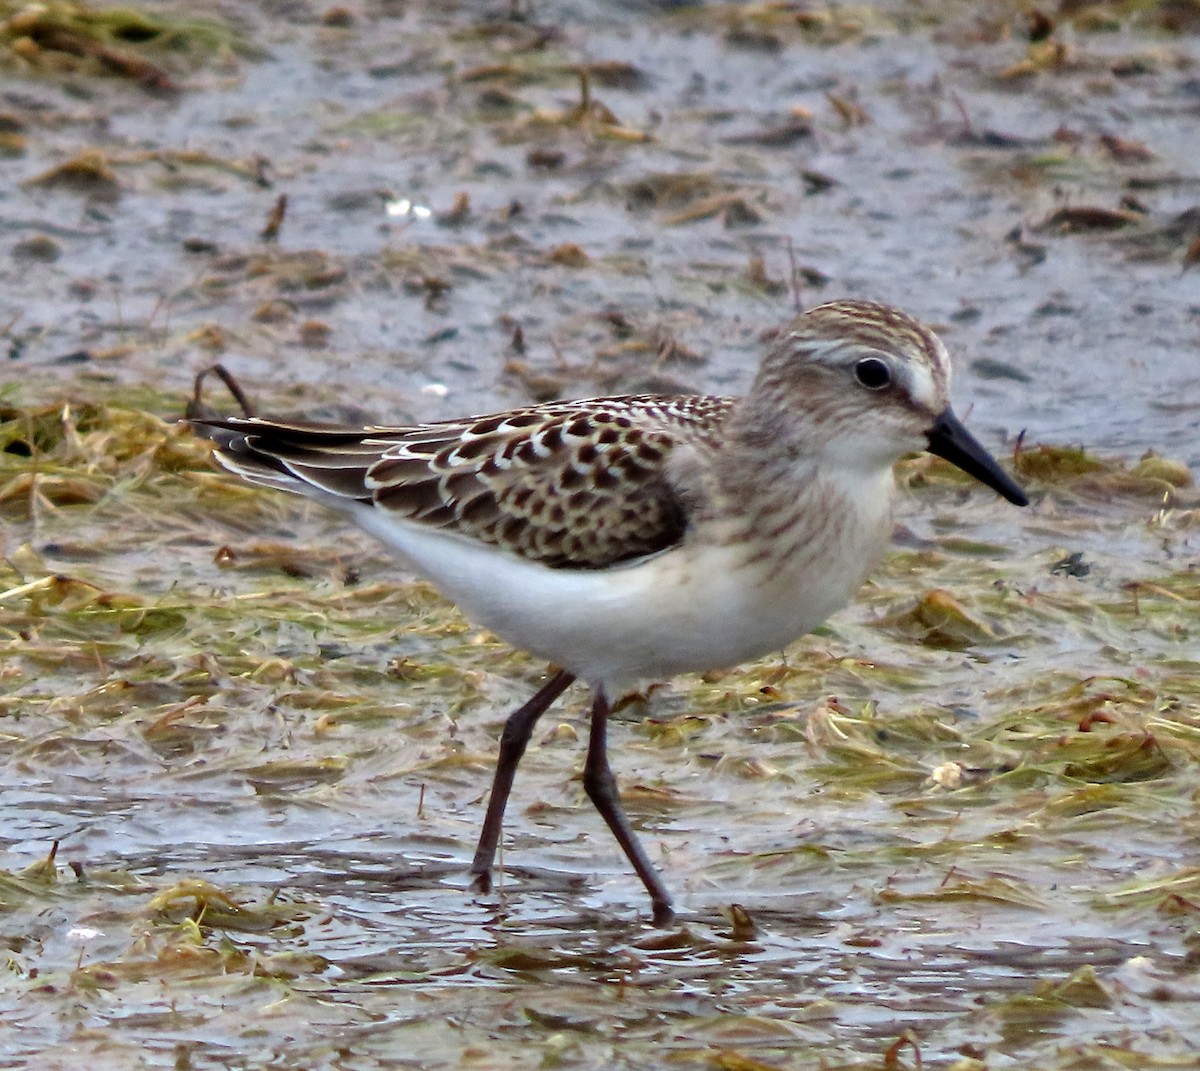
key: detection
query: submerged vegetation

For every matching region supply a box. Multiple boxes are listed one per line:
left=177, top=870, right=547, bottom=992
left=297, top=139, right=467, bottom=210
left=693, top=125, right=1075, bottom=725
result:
left=2, top=395, right=1198, bottom=1067
left=0, top=0, right=245, bottom=91
left=3, top=0, right=1200, bottom=1066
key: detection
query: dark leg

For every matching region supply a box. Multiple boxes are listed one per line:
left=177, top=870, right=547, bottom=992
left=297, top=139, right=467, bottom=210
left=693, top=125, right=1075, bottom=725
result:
left=582, top=690, right=675, bottom=926
left=470, top=669, right=575, bottom=892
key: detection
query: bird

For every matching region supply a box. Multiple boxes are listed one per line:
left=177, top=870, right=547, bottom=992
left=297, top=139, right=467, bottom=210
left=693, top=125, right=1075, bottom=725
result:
left=192, top=299, right=1028, bottom=925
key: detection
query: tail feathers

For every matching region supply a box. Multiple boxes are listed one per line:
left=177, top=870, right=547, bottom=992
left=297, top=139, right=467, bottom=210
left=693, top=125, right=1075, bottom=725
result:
left=212, top=449, right=313, bottom=496
left=193, top=417, right=378, bottom=501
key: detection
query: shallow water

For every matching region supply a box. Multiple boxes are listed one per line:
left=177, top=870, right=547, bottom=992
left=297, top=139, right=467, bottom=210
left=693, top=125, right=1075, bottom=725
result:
left=5, top=1, right=1200, bottom=457
left=2, top=2, right=1200, bottom=1069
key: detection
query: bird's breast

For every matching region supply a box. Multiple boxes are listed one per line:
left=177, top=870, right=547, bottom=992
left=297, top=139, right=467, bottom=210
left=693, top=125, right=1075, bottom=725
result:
left=347, top=467, right=895, bottom=694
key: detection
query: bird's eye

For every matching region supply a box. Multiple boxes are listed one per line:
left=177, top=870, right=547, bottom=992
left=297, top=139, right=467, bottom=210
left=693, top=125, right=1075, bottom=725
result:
left=854, top=356, right=892, bottom=390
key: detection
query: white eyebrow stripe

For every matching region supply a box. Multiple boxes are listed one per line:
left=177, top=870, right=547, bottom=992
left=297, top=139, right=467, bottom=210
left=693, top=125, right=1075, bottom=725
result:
left=905, top=359, right=939, bottom=410
left=792, top=337, right=859, bottom=364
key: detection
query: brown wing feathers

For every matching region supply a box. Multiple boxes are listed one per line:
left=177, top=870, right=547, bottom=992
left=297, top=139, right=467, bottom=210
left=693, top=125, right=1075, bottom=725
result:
left=195, top=397, right=734, bottom=569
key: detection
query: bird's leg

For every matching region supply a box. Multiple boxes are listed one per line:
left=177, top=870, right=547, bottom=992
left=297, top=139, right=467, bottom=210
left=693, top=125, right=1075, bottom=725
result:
left=469, top=669, right=575, bottom=893
left=582, top=689, right=675, bottom=926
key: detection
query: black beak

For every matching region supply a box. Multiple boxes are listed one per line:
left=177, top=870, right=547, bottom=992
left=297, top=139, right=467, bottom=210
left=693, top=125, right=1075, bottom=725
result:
left=926, top=407, right=1028, bottom=507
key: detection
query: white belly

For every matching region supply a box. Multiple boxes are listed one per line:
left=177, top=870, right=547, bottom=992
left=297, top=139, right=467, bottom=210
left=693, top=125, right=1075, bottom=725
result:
left=350, top=469, right=894, bottom=693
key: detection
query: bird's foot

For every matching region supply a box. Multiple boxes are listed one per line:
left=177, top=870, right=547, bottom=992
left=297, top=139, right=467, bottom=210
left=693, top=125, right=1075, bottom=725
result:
left=469, top=867, right=493, bottom=895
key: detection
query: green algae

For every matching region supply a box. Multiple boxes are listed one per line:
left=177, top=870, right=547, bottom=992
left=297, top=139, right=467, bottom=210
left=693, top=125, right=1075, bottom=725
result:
left=1, top=0, right=1199, bottom=1065
left=0, top=0, right=247, bottom=90
left=6, top=395, right=1194, bottom=1056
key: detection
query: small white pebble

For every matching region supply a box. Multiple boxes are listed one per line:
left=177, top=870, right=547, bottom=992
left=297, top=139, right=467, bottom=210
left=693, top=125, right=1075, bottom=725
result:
left=541, top=722, right=579, bottom=745
left=929, top=761, right=963, bottom=789
left=385, top=197, right=433, bottom=219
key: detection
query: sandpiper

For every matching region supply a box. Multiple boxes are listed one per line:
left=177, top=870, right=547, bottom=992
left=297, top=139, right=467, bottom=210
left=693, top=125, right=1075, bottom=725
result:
left=194, top=300, right=1027, bottom=924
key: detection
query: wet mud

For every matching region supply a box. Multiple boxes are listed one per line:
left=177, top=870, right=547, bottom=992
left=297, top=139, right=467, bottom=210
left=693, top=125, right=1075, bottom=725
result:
left=2, top=2, right=1200, bottom=1069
